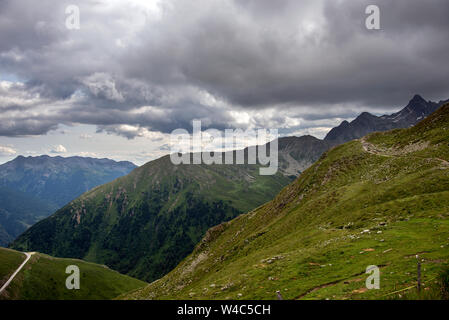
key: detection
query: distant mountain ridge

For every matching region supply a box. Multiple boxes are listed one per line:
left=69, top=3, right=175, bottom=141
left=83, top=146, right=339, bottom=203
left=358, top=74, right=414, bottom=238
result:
left=11, top=94, right=448, bottom=282
left=0, top=187, right=55, bottom=245
left=10, top=142, right=316, bottom=282
left=324, top=95, right=449, bottom=144
left=277, top=135, right=332, bottom=176
left=0, top=155, right=136, bottom=208
left=0, top=156, right=136, bottom=246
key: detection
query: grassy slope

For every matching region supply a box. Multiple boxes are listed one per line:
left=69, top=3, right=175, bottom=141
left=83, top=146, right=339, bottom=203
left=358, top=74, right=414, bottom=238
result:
left=123, top=104, right=449, bottom=300
left=0, top=247, right=146, bottom=300
left=0, top=247, right=26, bottom=287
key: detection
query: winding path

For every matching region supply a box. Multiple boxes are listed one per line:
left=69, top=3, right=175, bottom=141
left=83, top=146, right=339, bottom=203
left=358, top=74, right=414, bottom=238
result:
left=360, top=137, right=449, bottom=167
left=0, top=252, right=34, bottom=295
left=360, top=138, right=394, bottom=157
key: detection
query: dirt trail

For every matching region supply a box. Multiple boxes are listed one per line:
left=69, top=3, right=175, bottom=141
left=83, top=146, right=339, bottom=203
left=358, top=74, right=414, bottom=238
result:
left=294, top=279, right=343, bottom=300
left=360, top=138, right=449, bottom=167
left=294, top=270, right=367, bottom=300
left=0, top=252, right=35, bottom=295
left=360, top=138, right=394, bottom=157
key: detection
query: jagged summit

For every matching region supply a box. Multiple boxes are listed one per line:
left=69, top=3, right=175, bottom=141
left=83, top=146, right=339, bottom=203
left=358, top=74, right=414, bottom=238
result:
left=324, top=94, right=448, bottom=144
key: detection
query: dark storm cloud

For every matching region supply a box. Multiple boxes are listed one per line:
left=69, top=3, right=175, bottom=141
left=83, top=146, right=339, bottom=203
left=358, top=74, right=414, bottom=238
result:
left=0, top=0, right=448, bottom=138
left=124, top=0, right=449, bottom=108
left=69, top=99, right=234, bottom=135
left=0, top=118, right=59, bottom=136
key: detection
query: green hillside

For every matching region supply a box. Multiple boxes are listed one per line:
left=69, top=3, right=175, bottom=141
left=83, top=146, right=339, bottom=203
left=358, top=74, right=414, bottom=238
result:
left=0, top=247, right=146, bottom=300
left=123, top=104, right=449, bottom=300
left=11, top=147, right=298, bottom=282
left=0, top=247, right=27, bottom=288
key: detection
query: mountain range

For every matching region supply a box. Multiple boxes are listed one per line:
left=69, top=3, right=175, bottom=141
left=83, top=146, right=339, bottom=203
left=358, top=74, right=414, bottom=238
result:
left=0, top=156, right=136, bottom=245
left=10, top=145, right=306, bottom=282
left=11, top=94, right=447, bottom=284
left=324, top=94, right=449, bottom=144
left=123, top=102, right=449, bottom=300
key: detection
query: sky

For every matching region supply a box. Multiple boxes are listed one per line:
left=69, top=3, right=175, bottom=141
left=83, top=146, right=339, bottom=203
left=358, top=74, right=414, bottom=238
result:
left=1, top=0, right=449, bottom=165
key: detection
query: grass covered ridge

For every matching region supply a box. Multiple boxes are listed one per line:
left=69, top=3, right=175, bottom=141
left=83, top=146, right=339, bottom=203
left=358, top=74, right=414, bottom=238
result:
left=0, top=247, right=146, bottom=300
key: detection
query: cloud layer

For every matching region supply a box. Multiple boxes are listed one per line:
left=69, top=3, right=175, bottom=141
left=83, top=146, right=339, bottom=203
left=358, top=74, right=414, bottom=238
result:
left=1, top=0, right=449, bottom=139
left=0, top=145, right=16, bottom=156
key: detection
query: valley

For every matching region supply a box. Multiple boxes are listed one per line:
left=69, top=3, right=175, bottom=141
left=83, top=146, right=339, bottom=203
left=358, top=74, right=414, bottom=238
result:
left=3, top=95, right=449, bottom=300
left=1, top=0, right=448, bottom=305
left=0, top=156, right=136, bottom=246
